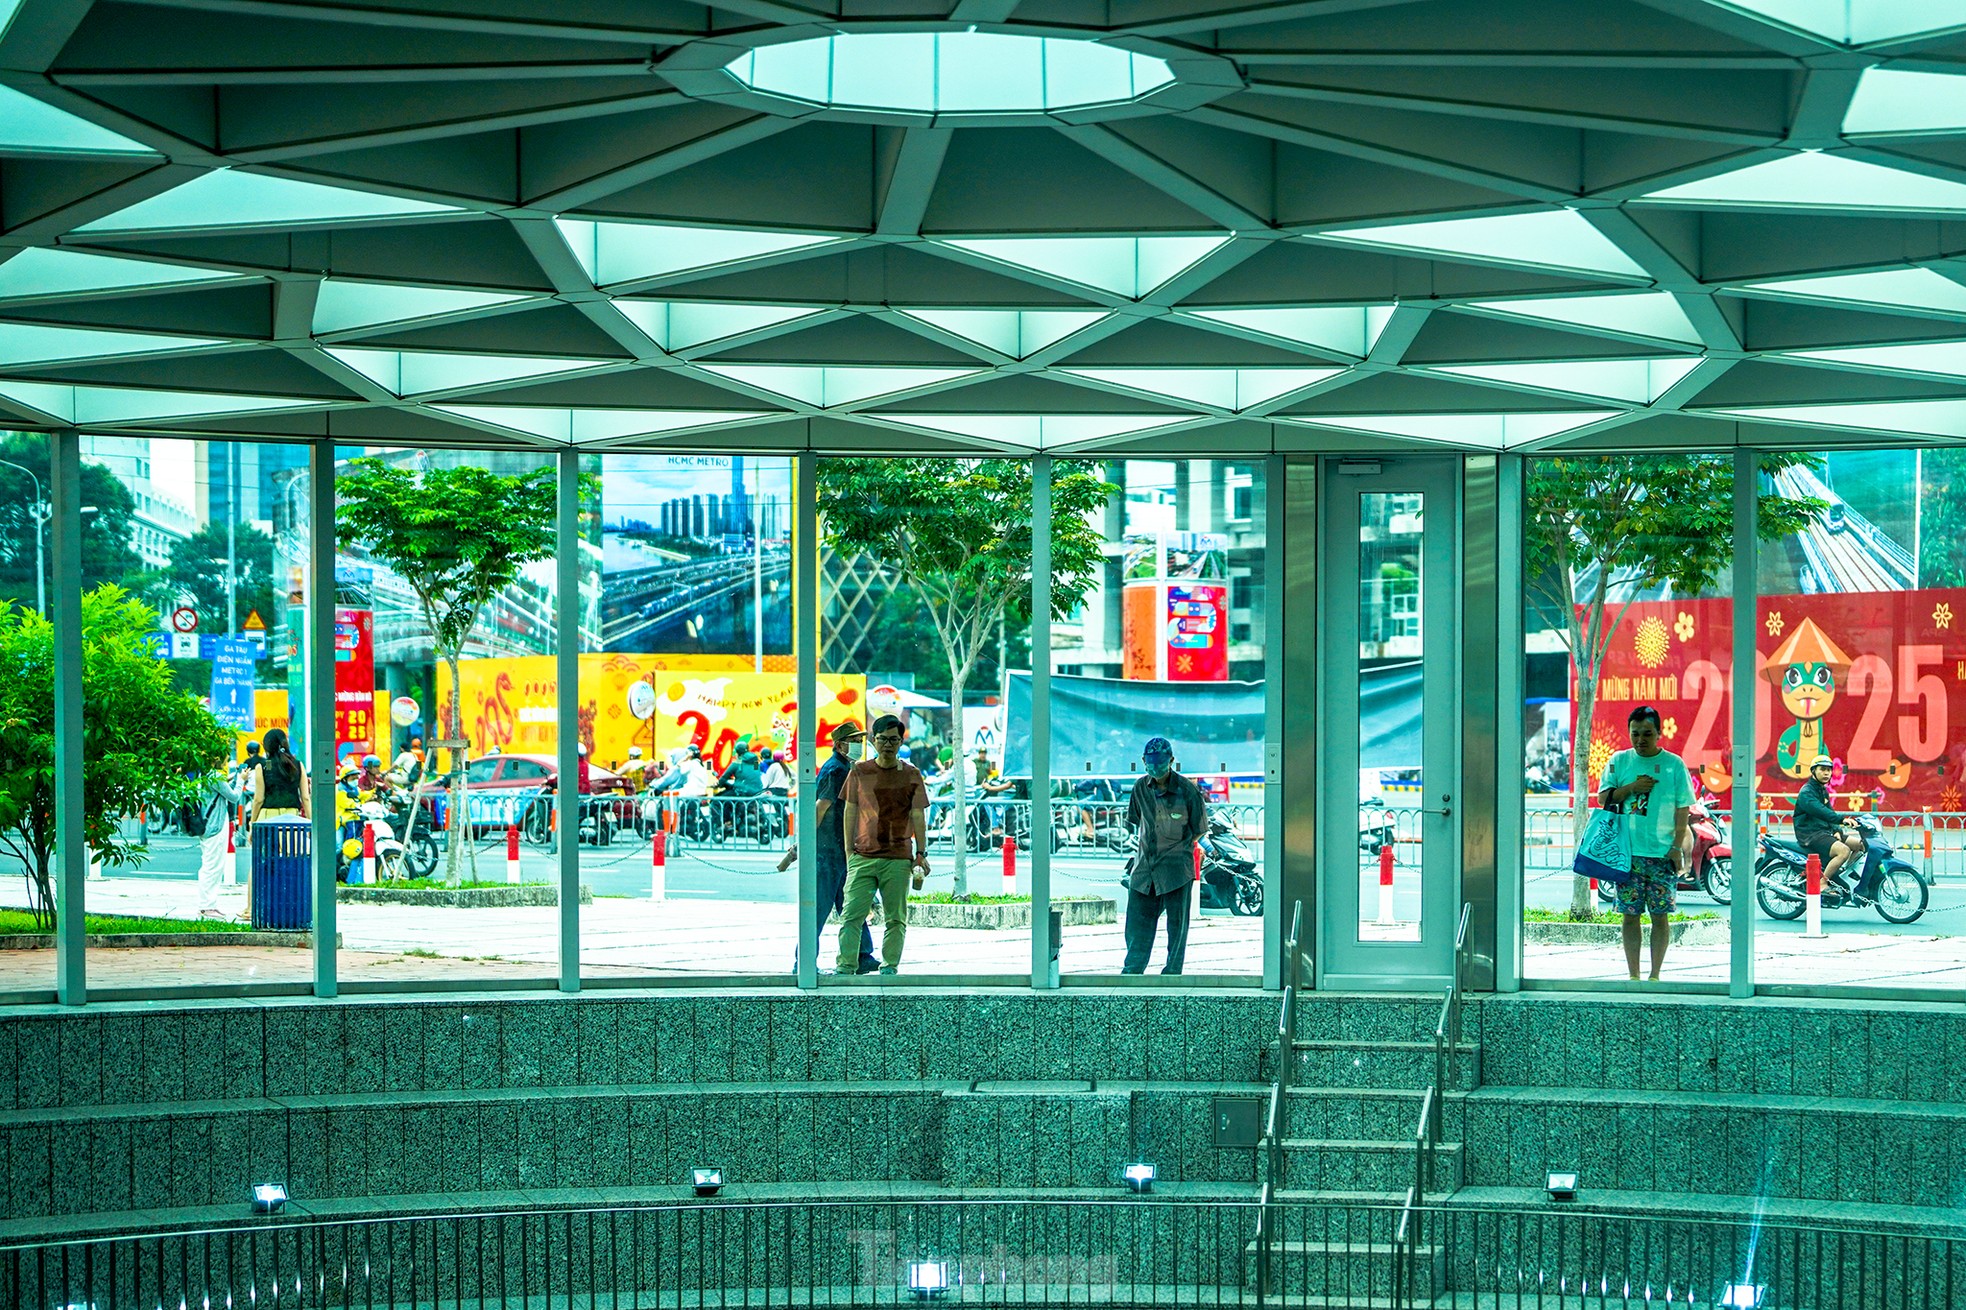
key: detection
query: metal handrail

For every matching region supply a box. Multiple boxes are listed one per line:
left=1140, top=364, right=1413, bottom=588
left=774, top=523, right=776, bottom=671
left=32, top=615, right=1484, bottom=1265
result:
left=1395, top=901, right=1474, bottom=1299
left=1256, top=898, right=1303, bottom=1303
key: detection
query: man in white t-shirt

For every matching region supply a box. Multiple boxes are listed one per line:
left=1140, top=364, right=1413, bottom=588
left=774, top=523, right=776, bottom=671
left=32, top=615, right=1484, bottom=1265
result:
left=1597, top=705, right=1694, bottom=982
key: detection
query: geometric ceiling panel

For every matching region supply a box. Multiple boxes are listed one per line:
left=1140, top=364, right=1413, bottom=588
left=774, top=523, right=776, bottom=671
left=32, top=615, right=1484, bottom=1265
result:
left=0, top=380, right=321, bottom=423
left=1640, top=152, right=1966, bottom=215
left=0, top=86, right=154, bottom=157
left=1427, top=357, right=1703, bottom=404
left=1458, top=293, right=1703, bottom=347
left=0, top=321, right=221, bottom=365
left=1779, top=340, right=1966, bottom=380
left=1709, top=1, right=1965, bottom=45
left=1311, top=211, right=1650, bottom=279
left=897, top=309, right=1108, bottom=359
left=614, top=300, right=826, bottom=352
left=1277, top=410, right=1620, bottom=448
left=1711, top=399, right=1966, bottom=439
left=311, top=280, right=531, bottom=335
left=1058, top=366, right=1344, bottom=411
left=1179, top=306, right=1396, bottom=359
left=553, top=219, right=840, bottom=288
left=324, top=348, right=612, bottom=397
left=934, top=236, right=1232, bottom=298
left=1728, top=268, right=1966, bottom=317
left=4, top=0, right=1966, bottom=454
left=75, top=169, right=465, bottom=234
left=432, top=405, right=769, bottom=444
left=693, top=364, right=981, bottom=408
left=1844, top=69, right=1966, bottom=137
left=0, top=248, right=244, bottom=302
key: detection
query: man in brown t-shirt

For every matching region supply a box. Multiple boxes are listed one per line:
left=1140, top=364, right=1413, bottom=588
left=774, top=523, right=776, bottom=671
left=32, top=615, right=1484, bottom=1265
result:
left=837, top=714, right=931, bottom=974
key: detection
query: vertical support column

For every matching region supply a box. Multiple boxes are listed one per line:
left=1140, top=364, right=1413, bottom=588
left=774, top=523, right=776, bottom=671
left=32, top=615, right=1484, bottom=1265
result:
left=1493, top=454, right=1525, bottom=992
left=1029, top=455, right=1053, bottom=988
left=796, top=456, right=818, bottom=989
left=556, top=449, right=581, bottom=993
left=1460, top=456, right=1503, bottom=992
left=1730, top=448, right=1757, bottom=998
left=309, top=439, right=338, bottom=998
left=50, top=430, right=86, bottom=1005
left=1262, top=454, right=1285, bottom=991
left=1279, top=459, right=1318, bottom=989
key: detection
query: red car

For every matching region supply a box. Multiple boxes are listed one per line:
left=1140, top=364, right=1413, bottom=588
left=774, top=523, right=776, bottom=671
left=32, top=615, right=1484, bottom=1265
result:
left=418, top=753, right=632, bottom=838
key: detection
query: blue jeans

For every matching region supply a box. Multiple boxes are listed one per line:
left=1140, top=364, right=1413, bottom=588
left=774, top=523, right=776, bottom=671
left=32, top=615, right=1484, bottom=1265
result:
left=816, top=856, right=877, bottom=974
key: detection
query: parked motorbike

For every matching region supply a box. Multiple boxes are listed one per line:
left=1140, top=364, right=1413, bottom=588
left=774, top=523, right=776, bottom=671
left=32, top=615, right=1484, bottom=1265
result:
left=336, top=792, right=436, bottom=881
left=1198, top=811, right=1263, bottom=917
left=1754, top=812, right=1928, bottom=924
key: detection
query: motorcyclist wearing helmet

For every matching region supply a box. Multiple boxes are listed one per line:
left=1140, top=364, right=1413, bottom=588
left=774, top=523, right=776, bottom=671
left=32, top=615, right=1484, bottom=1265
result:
left=1795, top=754, right=1860, bottom=894
left=357, top=753, right=387, bottom=797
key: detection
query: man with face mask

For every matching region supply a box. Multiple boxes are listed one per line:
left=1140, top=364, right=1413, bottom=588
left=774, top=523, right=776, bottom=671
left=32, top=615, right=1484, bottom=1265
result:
left=1121, top=736, right=1208, bottom=975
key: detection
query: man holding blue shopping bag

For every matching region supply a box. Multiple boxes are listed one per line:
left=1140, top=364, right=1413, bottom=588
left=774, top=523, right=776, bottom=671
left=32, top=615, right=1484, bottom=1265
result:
left=1595, top=706, right=1693, bottom=982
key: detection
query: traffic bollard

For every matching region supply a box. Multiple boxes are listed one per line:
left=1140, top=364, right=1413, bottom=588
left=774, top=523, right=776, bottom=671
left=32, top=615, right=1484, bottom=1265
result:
left=651, top=828, right=667, bottom=902
left=506, top=824, right=520, bottom=884
left=1803, top=852, right=1825, bottom=938
left=1923, top=810, right=1934, bottom=881
left=1192, top=842, right=1203, bottom=918
left=1377, top=841, right=1396, bottom=926
left=360, top=822, right=376, bottom=884
left=1003, top=835, right=1018, bottom=894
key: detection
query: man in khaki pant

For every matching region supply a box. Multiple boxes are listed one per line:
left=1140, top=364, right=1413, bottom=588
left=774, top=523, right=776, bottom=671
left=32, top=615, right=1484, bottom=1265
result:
left=837, top=713, right=930, bottom=975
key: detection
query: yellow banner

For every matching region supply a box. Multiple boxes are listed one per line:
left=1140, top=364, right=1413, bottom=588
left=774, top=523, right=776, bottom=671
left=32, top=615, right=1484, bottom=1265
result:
left=435, top=654, right=864, bottom=774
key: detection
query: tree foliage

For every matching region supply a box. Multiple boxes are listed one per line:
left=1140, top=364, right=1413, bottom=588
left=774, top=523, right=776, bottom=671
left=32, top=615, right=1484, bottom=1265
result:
left=1525, top=453, right=1823, bottom=913
left=0, top=433, right=142, bottom=611
left=334, top=457, right=589, bottom=882
left=160, top=520, right=277, bottom=642
left=816, top=458, right=1116, bottom=892
left=0, top=588, right=232, bottom=928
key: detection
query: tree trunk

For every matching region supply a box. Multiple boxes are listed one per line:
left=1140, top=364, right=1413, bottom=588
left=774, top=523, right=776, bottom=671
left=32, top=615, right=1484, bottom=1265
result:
left=949, top=666, right=969, bottom=897
left=443, top=650, right=467, bottom=887
left=1568, top=590, right=1610, bottom=917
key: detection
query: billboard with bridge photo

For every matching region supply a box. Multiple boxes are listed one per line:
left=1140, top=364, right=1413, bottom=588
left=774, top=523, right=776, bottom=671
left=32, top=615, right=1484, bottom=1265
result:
left=1578, top=589, right=1966, bottom=814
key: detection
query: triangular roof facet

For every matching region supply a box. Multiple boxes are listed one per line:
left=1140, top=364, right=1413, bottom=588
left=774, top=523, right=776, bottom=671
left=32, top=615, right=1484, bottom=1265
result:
left=1429, top=357, right=1702, bottom=404
left=77, top=170, right=464, bottom=234
left=897, top=308, right=1108, bottom=358
left=1059, top=366, right=1343, bottom=411
left=0, top=322, right=223, bottom=365
left=1312, top=211, right=1649, bottom=280
left=0, top=381, right=322, bottom=424
left=326, top=348, right=612, bottom=396
left=615, top=300, right=827, bottom=352
left=0, top=86, right=155, bottom=156
left=1279, top=410, right=1617, bottom=448
left=555, top=219, right=839, bottom=287
left=1641, top=153, right=1966, bottom=215
left=312, top=280, right=531, bottom=335
left=697, top=364, right=980, bottom=407
left=877, top=413, right=1198, bottom=449
left=1729, top=268, right=1966, bottom=317
left=1460, top=293, right=1703, bottom=347
left=434, top=405, right=769, bottom=443
left=936, top=235, right=1231, bottom=298
left=1181, top=305, right=1397, bottom=358
left=0, top=249, right=244, bottom=301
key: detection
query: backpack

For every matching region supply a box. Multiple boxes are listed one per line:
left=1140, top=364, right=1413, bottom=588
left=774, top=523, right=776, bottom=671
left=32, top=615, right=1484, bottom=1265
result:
left=178, top=794, right=210, bottom=838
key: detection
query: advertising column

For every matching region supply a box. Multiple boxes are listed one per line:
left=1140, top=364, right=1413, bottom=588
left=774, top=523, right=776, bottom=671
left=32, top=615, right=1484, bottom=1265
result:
left=1121, top=531, right=1230, bottom=682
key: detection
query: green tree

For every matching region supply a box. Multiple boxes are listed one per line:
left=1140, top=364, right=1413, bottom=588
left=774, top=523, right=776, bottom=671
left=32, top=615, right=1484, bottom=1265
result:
left=817, top=458, right=1115, bottom=893
left=1525, top=454, right=1823, bottom=915
left=161, top=520, right=277, bottom=641
left=335, top=457, right=587, bottom=884
left=0, top=587, right=232, bottom=929
left=1918, top=449, right=1966, bottom=588
left=0, top=433, right=143, bottom=612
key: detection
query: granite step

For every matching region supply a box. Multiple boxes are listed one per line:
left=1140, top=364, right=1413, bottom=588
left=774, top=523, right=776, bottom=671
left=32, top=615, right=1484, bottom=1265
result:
left=1287, top=1086, right=1465, bottom=1140
left=1243, top=1237, right=1446, bottom=1300
left=1279, top=1138, right=1464, bottom=1193
left=1281, top=1039, right=1481, bottom=1091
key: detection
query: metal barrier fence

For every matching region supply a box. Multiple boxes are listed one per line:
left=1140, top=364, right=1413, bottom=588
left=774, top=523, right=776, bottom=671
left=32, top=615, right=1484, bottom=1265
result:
left=2, top=1197, right=1956, bottom=1309
left=1524, top=804, right=1966, bottom=882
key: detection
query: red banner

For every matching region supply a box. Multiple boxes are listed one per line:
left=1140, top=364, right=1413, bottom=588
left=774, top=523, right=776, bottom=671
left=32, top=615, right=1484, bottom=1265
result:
left=334, top=606, right=375, bottom=766
left=1578, top=589, right=1966, bottom=812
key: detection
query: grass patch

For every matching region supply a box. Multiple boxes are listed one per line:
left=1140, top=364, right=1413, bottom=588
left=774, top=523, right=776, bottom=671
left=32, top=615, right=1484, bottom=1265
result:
left=0, top=909, right=254, bottom=936
left=1524, top=907, right=1718, bottom=925
left=909, top=892, right=1104, bottom=905
left=353, top=878, right=515, bottom=891
left=400, top=947, right=443, bottom=958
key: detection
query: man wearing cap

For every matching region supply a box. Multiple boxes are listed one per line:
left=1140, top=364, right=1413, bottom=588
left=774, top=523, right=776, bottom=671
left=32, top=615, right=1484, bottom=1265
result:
left=1122, top=736, right=1208, bottom=975
left=779, top=720, right=878, bottom=975
left=1795, top=753, right=1860, bottom=895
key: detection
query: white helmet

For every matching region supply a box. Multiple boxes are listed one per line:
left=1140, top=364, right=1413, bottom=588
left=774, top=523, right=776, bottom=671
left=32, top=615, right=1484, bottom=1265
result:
left=628, top=746, right=643, bottom=759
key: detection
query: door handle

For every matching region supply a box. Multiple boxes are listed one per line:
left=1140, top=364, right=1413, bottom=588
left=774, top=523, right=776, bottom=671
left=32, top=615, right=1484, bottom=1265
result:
left=1418, top=795, right=1452, bottom=818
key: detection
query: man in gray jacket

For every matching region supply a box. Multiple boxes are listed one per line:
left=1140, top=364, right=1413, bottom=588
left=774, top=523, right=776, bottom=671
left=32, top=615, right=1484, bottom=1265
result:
left=1121, top=736, right=1207, bottom=975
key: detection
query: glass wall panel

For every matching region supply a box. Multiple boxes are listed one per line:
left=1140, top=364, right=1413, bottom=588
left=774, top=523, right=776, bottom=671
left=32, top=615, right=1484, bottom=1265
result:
left=817, top=456, right=1032, bottom=978
left=1755, top=448, right=1965, bottom=988
left=51, top=437, right=313, bottom=989
left=1054, top=459, right=1267, bottom=977
left=1520, top=454, right=1734, bottom=985
left=577, top=453, right=794, bottom=978
left=332, top=445, right=558, bottom=984
left=0, top=432, right=56, bottom=997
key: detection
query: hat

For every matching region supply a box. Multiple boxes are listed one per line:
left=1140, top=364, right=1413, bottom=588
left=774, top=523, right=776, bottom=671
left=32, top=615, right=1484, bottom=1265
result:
left=1143, top=736, right=1174, bottom=761
left=833, top=719, right=865, bottom=741
left=1810, top=754, right=1832, bottom=769
left=628, top=746, right=643, bottom=759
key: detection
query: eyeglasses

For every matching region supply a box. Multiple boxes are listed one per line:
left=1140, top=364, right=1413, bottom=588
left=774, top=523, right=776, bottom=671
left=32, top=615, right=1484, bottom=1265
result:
left=873, top=735, right=902, bottom=746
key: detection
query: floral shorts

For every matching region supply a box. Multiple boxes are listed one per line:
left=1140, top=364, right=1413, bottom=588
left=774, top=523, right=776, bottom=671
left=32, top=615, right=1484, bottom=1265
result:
left=1613, top=855, right=1678, bottom=916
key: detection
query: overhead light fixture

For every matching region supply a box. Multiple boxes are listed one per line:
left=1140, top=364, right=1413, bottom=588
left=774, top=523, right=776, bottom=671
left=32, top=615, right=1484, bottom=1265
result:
left=1545, top=1171, right=1578, bottom=1202
left=1719, top=1284, right=1766, bottom=1309
left=690, top=1166, right=725, bottom=1197
left=251, top=1183, right=288, bottom=1213
left=1122, top=1162, right=1156, bottom=1193
left=906, top=1260, right=951, bottom=1299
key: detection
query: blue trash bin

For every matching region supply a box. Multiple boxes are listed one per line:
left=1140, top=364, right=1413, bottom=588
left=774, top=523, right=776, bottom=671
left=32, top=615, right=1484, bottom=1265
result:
left=250, top=818, right=312, bottom=931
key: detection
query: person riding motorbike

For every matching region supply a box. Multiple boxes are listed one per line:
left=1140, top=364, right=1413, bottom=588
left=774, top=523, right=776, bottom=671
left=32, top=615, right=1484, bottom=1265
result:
left=357, top=753, right=387, bottom=796
left=1794, top=754, right=1860, bottom=894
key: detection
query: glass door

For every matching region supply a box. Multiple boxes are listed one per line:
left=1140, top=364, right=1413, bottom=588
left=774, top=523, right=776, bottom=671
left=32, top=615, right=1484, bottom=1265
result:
left=1319, top=457, right=1461, bottom=989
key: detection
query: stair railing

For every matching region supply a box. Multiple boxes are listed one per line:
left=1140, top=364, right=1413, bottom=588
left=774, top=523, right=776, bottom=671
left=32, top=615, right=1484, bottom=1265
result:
left=1394, top=901, right=1473, bottom=1306
left=1255, top=898, right=1303, bottom=1304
